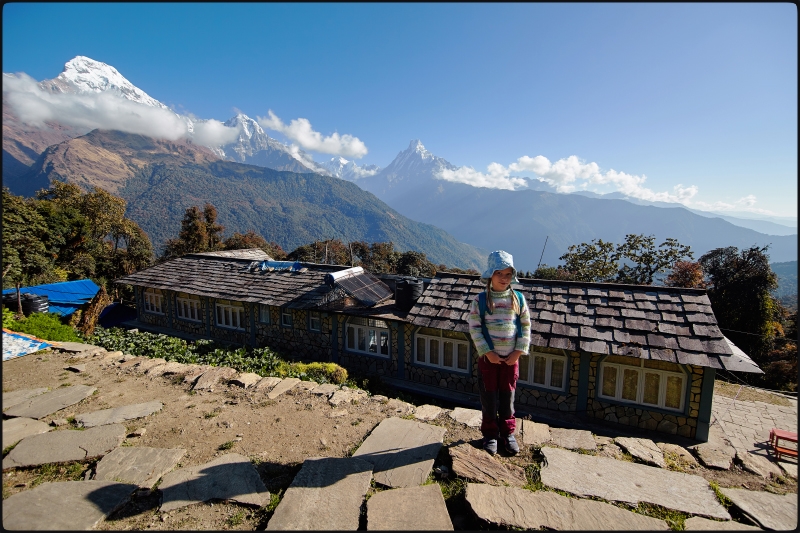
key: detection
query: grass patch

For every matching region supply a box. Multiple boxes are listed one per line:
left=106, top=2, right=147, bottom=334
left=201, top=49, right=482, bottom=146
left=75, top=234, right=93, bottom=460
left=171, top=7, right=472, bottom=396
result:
left=226, top=509, right=246, bottom=527
left=203, top=411, right=219, bottom=419
left=709, top=481, right=733, bottom=509
left=714, top=380, right=792, bottom=406
left=2, top=442, right=18, bottom=457
left=30, top=462, right=87, bottom=488
left=219, top=441, right=235, bottom=451
left=632, top=501, right=688, bottom=530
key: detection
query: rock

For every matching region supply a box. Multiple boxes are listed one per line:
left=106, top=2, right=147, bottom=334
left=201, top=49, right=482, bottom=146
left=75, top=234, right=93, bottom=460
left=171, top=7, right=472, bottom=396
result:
left=310, top=383, right=338, bottom=396
left=229, top=372, right=262, bottom=389
left=182, top=365, right=213, bottom=385
left=465, top=484, right=669, bottom=530
left=2, top=388, right=48, bottom=411
left=159, top=453, right=269, bottom=512
left=521, top=420, right=550, bottom=447
left=266, top=457, right=372, bottom=530
left=449, top=407, right=482, bottom=428
left=2, top=424, right=126, bottom=469
left=691, top=424, right=736, bottom=470
left=3, top=385, right=97, bottom=420
left=293, top=380, right=319, bottom=392
left=101, top=350, right=125, bottom=362
left=413, top=404, right=442, bottom=421
left=353, top=417, right=446, bottom=488
left=267, top=377, right=301, bottom=399
left=371, top=395, right=389, bottom=403
left=64, top=364, right=87, bottom=373
left=540, top=446, right=730, bottom=520
left=367, top=483, right=453, bottom=530
left=254, top=376, right=282, bottom=391
left=94, top=447, right=186, bottom=488
left=657, top=442, right=699, bottom=467
left=192, top=366, right=237, bottom=391
left=549, top=428, right=597, bottom=451
left=778, top=461, right=797, bottom=479
left=147, top=361, right=190, bottom=377
left=615, top=437, right=666, bottom=468
left=130, top=428, right=146, bottom=437
left=448, top=441, right=527, bottom=487
left=719, top=488, right=797, bottom=531
left=735, top=449, right=783, bottom=479
left=132, top=357, right=167, bottom=374
left=328, top=388, right=361, bottom=406
left=683, top=517, right=763, bottom=530
left=2, top=417, right=52, bottom=448
left=384, top=398, right=415, bottom=416
left=75, top=401, right=163, bottom=428
left=51, top=341, right=103, bottom=353
left=118, top=356, right=148, bottom=370
left=1, top=480, right=137, bottom=530
left=50, top=418, right=69, bottom=427
left=328, top=409, right=348, bottom=418
left=598, top=442, right=625, bottom=460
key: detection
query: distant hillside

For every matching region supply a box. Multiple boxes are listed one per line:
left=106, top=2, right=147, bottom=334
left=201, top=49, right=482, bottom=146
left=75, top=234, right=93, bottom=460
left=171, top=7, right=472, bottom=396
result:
left=771, top=260, right=798, bottom=303
left=6, top=130, right=486, bottom=270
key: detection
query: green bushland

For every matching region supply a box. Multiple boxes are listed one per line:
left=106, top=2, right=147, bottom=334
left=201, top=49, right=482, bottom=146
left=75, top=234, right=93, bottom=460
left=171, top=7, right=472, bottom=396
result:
left=87, top=327, right=347, bottom=384
left=4, top=311, right=83, bottom=342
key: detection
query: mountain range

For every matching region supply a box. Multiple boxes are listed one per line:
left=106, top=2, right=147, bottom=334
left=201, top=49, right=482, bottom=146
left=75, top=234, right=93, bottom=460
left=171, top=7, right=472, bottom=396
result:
left=3, top=55, right=797, bottom=275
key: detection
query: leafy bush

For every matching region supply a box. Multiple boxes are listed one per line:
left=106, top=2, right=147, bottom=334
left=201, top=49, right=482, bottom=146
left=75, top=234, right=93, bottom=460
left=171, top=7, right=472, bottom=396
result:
left=6, top=312, right=83, bottom=342
left=3, top=307, right=16, bottom=329
left=87, top=327, right=347, bottom=383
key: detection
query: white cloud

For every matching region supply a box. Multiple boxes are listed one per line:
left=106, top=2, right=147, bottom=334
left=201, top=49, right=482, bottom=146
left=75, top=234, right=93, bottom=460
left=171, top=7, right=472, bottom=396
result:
left=257, top=110, right=368, bottom=158
left=689, top=195, right=775, bottom=214
left=437, top=165, right=527, bottom=190
left=2, top=72, right=238, bottom=150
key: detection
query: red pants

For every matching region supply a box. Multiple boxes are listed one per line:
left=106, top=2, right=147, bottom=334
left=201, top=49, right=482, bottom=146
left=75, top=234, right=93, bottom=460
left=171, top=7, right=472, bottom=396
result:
left=478, top=355, right=518, bottom=438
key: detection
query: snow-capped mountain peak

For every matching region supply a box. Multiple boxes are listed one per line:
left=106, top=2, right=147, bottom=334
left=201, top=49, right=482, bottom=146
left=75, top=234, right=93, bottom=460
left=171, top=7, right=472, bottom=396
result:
left=319, top=155, right=381, bottom=181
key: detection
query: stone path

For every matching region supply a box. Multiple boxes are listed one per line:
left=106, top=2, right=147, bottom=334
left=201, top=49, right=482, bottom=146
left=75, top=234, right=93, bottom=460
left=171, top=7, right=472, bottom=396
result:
left=2, top=480, right=138, bottom=531
left=549, top=427, right=597, bottom=451
left=683, top=516, right=762, bottom=530
left=367, top=483, right=453, bottom=530
left=719, top=487, right=797, bottom=531
left=2, top=417, right=52, bottom=448
left=94, top=447, right=186, bottom=488
left=75, top=400, right=163, bottom=427
left=448, top=440, right=527, bottom=486
left=159, top=453, right=269, bottom=512
left=352, top=417, right=446, bottom=488
left=267, top=377, right=300, bottom=399
left=266, top=457, right=373, bottom=530
left=465, top=483, right=670, bottom=530
left=413, top=404, right=443, bottom=421
left=449, top=407, right=482, bottom=428
left=540, top=446, right=731, bottom=519
left=2, top=424, right=126, bottom=470
left=520, top=419, right=550, bottom=446
left=2, top=387, right=48, bottom=410
left=3, top=384, right=96, bottom=419
left=616, top=436, right=667, bottom=467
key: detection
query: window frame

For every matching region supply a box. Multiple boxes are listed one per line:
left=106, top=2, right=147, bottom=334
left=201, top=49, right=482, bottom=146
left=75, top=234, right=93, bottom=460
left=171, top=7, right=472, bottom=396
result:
left=175, top=293, right=202, bottom=322
left=597, top=357, right=687, bottom=412
left=143, top=288, right=164, bottom=315
left=281, top=308, right=294, bottom=328
left=259, top=304, right=271, bottom=324
left=517, top=351, right=568, bottom=391
left=309, top=310, right=321, bottom=332
left=345, top=317, right=390, bottom=358
left=413, top=327, right=471, bottom=372
left=214, top=301, right=245, bottom=331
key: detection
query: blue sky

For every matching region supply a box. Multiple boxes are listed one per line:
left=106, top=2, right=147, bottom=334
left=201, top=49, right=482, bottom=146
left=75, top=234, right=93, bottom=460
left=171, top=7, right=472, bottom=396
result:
left=3, top=3, right=797, bottom=219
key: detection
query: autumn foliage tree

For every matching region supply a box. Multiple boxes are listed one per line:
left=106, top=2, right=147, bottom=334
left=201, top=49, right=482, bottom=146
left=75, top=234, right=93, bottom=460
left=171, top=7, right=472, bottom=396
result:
left=162, top=203, right=225, bottom=259
left=665, top=261, right=707, bottom=289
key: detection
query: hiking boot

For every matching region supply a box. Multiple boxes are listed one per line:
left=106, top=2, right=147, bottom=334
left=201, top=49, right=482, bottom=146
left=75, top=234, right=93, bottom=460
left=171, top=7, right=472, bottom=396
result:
left=503, top=434, right=520, bottom=455
left=483, top=437, right=498, bottom=455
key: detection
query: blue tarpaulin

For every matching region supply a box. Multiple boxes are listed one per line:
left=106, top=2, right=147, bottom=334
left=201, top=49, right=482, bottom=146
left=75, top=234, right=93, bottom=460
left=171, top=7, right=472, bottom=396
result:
left=2, top=279, right=100, bottom=317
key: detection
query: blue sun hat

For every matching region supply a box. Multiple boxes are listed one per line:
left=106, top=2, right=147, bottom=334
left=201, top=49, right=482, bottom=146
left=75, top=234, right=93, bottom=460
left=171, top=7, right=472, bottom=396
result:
left=481, top=250, right=519, bottom=283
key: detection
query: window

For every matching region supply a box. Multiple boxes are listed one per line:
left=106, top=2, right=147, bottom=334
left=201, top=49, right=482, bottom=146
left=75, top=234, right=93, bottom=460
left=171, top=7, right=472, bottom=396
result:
left=309, top=310, right=321, bottom=332
left=281, top=308, right=293, bottom=327
left=259, top=304, right=271, bottom=324
left=518, top=351, right=567, bottom=390
left=346, top=317, right=390, bottom=357
left=175, top=293, right=201, bottom=322
left=598, top=356, right=686, bottom=412
left=415, top=327, right=469, bottom=371
left=215, top=300, right=244, bottom=330
left=143, top=289, right=164, bottom=314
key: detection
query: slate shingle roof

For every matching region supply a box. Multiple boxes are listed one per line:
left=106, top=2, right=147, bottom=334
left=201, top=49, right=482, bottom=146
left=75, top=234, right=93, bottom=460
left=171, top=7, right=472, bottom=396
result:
left=404, top=272, right=760, bottom=372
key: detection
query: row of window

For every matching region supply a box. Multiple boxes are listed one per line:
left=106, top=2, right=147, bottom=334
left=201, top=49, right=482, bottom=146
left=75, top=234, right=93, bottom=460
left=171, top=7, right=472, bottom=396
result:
left=143, top=289, right=687, bottom=412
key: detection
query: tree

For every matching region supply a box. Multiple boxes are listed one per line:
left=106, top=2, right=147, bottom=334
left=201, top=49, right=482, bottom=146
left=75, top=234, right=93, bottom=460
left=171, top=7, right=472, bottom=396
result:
left=559, top=239, right=618, bottom=282
left=699, top=245, right=781, bottom=364
left=531, top=264, right=577, bottom=281
left=163, top=203, right=225, bottom=259
left=615, top=235, right=693, bottom=285
left=665, top=261, right=707, bottom=289
left=397, top=250, right=436, bottom=277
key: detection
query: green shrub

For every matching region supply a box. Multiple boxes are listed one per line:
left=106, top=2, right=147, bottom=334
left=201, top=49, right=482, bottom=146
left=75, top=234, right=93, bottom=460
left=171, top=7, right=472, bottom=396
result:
left=6, top=312, right=83, bottom=342
left=3, top=307, right=16, bottom=329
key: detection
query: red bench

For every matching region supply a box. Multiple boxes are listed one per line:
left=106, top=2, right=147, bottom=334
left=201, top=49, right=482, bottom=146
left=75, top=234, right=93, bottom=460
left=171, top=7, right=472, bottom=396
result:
left=769, top=428, right=798, bottom=460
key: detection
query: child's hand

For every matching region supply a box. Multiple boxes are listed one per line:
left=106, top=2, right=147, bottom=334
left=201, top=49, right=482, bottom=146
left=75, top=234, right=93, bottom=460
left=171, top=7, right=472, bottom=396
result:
left=484, top=351, right=502, bottom=364
left=504, top=350, right=524, bottom=365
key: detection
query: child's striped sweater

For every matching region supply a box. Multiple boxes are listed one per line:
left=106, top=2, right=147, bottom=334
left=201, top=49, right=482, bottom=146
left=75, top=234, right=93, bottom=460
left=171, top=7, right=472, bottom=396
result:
left=467, top=289, right=532, bottom=358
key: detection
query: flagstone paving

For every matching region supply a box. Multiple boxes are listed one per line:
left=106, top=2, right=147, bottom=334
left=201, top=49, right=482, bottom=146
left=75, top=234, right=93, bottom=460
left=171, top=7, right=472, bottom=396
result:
left=254, top=376, right=282, bottom=391
left=2, top=424, right=126, bottom=470
left=616, top=436, right=666, bottom=467
left=367, top=483, right=453, bottom=530
left=520, top=419, right=550, bottom=446
left=2, top=387, right=49, bottom=411
left=2, top=480, right=138, bottom=531
left=540, top=446, right=731, bottom=519
left=413, top=404, right=443, bottom=421
left=75, top=400, right=163, bottom=427
left=683, top=516, right=763, bottom=530
left=267, top=377, right=300, bottom=399
left=3, top=384, right=96, bottom=420
left=448, top=440, right=527, bottom=486
left=2, top=417, right=52, bottom=447
left=94, top=446, right=186, bottom=488
left=465, top=483, right=670, bottom=530
left=353, top=417, right=446, bottom=488
left=549, top=427, right=597, bottom=451
left=719, top=487, right=798, bottom=531
left=266, top=457, right=373, bottom=530
left=692, top=423, right=736, bottom=470
left=192, top=367, right=237, bottom=391
left=449, top=407, right=482, bottom=428
left=159, top=453, right=269, bottom=512
left=309, top=382, right=337, bottom=396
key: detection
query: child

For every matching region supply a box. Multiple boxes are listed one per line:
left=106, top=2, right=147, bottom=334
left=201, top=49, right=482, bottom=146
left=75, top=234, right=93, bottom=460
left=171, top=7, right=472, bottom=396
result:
left=467, top=250, right=531, bottom=455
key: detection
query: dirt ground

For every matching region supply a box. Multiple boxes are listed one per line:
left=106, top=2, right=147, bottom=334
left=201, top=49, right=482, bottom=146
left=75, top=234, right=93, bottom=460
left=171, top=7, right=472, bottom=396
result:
left=2, top=347, right=797, bottom=530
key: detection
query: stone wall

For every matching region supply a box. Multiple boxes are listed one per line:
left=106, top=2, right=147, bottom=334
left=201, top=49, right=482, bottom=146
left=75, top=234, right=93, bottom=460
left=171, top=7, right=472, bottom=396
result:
left=584, top=354, right=702, bottom=439
left=401, top=324, right=478, bottom=393
left=335, top=316, right=395, bottom=377
left=515, top=347, right=580, bottom=412
left=256, top=308, right=333, bottom=362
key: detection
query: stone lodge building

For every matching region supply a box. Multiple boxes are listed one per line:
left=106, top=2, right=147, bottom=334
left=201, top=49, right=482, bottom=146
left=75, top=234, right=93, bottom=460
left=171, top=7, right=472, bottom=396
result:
left=115, top=249, right=762, bottom=442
